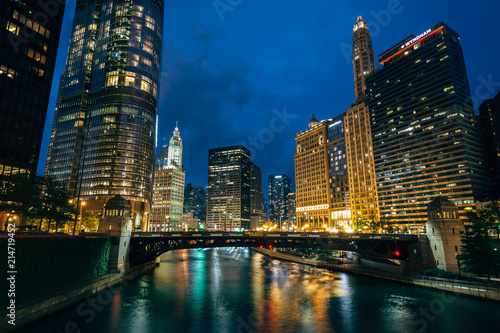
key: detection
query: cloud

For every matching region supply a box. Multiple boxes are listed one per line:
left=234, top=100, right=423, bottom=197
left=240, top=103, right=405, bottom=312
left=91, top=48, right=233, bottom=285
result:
left=157, top=27, right=257, bottom=185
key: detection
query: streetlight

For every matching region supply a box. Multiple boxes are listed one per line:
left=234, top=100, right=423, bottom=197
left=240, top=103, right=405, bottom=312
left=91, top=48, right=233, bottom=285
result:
left=72, top=200, right=85, bottom=235
left=79, top=201, right=86, bottom=232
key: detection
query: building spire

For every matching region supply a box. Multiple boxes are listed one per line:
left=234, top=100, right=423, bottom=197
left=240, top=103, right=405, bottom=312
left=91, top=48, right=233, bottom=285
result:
left=352, top=15, right=376, bottom=101
left=167, top=122, right=183, bottom=169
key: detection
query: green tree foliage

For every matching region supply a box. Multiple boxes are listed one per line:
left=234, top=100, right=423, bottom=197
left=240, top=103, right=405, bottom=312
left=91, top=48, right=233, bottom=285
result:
left=41, top=177, right=75, bottom=231
left=0, top=174, right=43, bottom=226
left=0, top=174, right=75, bottom=231
left=458, top=204, right=500, bottom=281
left=80, top=214, right=100, bottom=231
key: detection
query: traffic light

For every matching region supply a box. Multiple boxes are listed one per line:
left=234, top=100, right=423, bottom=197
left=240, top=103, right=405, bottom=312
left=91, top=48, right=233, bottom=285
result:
left=394, top=250, right=401, bottom=257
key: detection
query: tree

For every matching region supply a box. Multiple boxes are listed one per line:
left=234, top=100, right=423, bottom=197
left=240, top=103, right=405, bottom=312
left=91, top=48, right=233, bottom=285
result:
left=0, top=174, right=75, bottom=232
left=458, top=205, right=500, bottom=281
left=40, top=177, right=75, bottom=231
left=0, top=173, right=43, bottom=226
left=80, top=214, right=100, bottom=232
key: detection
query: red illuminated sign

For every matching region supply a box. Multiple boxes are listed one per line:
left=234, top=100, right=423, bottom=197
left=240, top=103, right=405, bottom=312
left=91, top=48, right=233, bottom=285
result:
left=380, top=26, right=444, bottom=65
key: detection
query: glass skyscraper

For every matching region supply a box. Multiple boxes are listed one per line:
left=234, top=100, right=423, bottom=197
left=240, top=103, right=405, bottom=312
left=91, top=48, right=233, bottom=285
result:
left=206, top=145, right=251, bottom=231
left=366, top=22, right=488, bottom=224
left=46, top=0, right=164, bottom=226
left=0, top=0, right=65, bottom=182
left=268, top=173, right=291, bottom=225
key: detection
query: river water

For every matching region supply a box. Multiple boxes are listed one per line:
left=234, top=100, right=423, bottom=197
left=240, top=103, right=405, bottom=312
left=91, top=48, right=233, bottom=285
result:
left=22, top=248, right=500, bottom=333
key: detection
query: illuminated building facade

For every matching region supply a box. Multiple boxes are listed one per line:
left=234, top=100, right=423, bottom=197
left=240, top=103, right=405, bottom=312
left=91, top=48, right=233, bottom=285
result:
left=268, top=173, right=291, bottom=225
left=352, top=16, right=375, bottom=101
left=295, top=115, right=351, bottom=230
left=294, top=16, right=381, bottom=230
left=325, top=115, right=351, bottom=227
left=206, top=145, right=251, bottom=231
left=366, top=22, right=488, bottom=224
left=0, top=1, right=65, bottom=182
left=345, top=102, right=380, bottom=225
left=150, top=125, right=185, bottom=231
left=46, top=0, right=164, bottom=228
left=478, top=91, right=500, bottom=199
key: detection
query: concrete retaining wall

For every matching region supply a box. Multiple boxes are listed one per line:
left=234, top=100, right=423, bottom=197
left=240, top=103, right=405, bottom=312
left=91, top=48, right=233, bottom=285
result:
left=0, top=260, right=156, bottom=333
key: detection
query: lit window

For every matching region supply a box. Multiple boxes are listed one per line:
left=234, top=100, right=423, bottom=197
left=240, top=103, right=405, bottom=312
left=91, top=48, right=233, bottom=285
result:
left=7, top=21, right=18, bottom=34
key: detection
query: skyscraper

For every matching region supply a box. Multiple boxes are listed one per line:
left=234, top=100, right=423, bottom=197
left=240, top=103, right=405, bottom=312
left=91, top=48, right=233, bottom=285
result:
left=366, top=22, right=488, bottom=224
left=478, top=91, right=500, bottom=199
left=183, top=183, right=207, bottom=225
left=268, top=173, right=291, bottom=226
left=347, top=16, right=380, bottom=226
left=206, top=145, right=251, bottom=231
left=250, top=162, right=266, bottom=224
left=0, top=1, right=65, bottom=182
left=150, top=124, right=185, bottom=231
left=46, top=0, right=164, bottom=228
left=295, top=114, right=352, bottom=230
left=352, top=16, right=375, bottom=101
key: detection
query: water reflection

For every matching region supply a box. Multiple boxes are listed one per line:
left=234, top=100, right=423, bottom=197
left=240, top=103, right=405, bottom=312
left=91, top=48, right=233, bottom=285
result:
left=21, top=248, right=500, bottom=333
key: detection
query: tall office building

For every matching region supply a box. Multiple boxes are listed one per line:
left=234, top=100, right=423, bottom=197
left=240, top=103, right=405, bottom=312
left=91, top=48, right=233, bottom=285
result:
left=346, top=16, right=380, bottom=226
left=268, top=173, right=291, bottom=225
left=46, top=0, right=164, bottom=228
left=184, top=183, right=207, bottom=224
left=150, top=124, right=185, bottom=231
left=366, top=22, right=488, bottom=224
left=0, top=1, right=65, bottom=182
left=206, top=145, right=251, bottom=231
left=295, top=114, right=352, bottom=230
left=345, top=102, right=380, bottom=225
left=250, top=162, right=266, bottom=224
left=352, top=16, right=375, bottom=101
left=478, top=91, right=500, bottom=199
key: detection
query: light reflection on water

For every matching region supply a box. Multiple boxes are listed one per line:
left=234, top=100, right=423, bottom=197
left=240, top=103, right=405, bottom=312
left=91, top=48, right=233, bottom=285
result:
left=22, top=248, right=500, bottom=333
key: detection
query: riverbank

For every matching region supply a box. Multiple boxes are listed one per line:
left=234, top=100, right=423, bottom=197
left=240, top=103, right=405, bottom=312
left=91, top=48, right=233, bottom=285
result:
left=252, top=247, right=500, bottom=303
left=0, top=261, right=156, bottom=333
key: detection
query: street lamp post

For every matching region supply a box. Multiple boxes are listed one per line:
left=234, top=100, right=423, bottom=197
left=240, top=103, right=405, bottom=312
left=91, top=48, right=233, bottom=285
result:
left=72, top=200, right=85, bottom=235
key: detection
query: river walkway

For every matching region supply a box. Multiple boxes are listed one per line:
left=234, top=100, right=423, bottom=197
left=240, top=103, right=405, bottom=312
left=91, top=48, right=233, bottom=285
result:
left=252, top=247, right=500, bottom=302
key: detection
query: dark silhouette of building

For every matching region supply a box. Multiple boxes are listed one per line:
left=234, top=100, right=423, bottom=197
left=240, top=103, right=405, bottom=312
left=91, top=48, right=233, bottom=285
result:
left=250, top=162, right=266, bottom=225
left=478, top=91, right=500, bottom=199
left=0, top=0, right=65, bottom=182
left=206, top=145, right=251, bottom=231
left=184, top=183, right=207, bottom=224
left=366, top=22, right=488, bottom=223
left=46, top=0, right=165, bottom=229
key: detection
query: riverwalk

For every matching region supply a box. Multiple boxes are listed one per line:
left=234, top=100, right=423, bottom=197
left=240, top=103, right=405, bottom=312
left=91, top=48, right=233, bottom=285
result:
left=252, top=247, right=500, bottom=302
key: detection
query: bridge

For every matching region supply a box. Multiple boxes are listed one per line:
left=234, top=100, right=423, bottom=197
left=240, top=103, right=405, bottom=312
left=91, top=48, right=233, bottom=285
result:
left=128, top=231, right=420, bottom=267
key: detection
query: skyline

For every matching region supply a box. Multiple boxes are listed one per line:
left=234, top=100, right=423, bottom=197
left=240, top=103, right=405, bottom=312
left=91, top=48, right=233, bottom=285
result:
left=37, top=0, right=500, bottom=193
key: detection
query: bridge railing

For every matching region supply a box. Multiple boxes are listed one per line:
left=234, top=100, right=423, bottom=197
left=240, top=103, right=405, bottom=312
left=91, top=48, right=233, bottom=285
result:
left=411, top=275, right=500, bottom=299
left=130, top=231, right=418, bottom=241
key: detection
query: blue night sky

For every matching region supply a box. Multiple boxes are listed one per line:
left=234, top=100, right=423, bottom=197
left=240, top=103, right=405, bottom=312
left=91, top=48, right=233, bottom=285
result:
left=37, top=0, right=500, bottom=193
